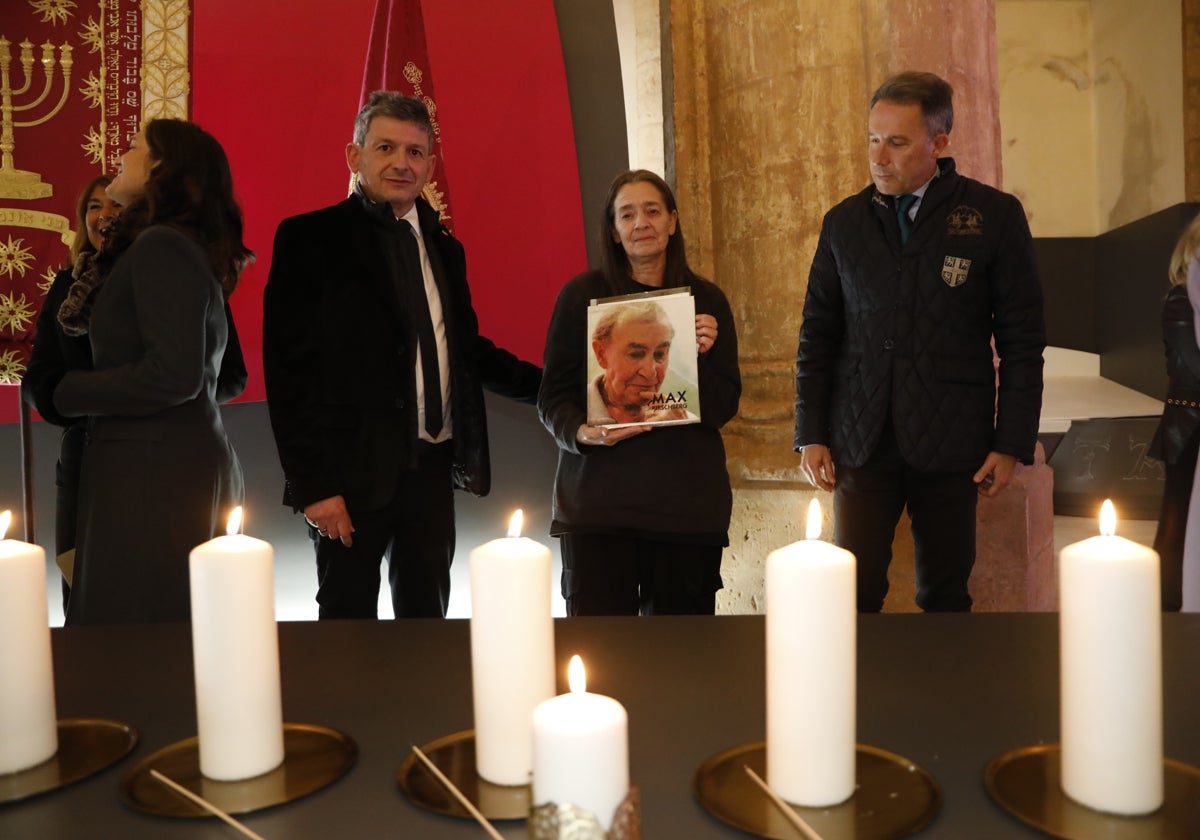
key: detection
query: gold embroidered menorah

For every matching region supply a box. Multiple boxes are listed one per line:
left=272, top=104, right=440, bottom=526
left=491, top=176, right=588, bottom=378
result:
left=0, top=35, right=72, bottom=199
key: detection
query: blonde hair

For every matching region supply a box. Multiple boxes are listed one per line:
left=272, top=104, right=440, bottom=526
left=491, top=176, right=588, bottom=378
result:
left=69, top=173, right=114, bottom=265
left=1169, top=211, right=1200, bottom=287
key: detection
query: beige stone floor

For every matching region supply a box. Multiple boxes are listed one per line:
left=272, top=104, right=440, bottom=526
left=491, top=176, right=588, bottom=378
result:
left=872, top=514, right=1162, bottom=614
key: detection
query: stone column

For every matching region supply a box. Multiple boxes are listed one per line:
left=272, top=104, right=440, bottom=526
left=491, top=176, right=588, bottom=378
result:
left=668, top=0, right=1041, bottom=613
left=1187, top=0, right=1200, bottom=202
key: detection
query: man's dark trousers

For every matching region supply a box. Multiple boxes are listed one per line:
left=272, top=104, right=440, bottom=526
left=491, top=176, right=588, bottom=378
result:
left=833, top=421, right=977, bottom=612
left=313, top=441, right=455, bottom=619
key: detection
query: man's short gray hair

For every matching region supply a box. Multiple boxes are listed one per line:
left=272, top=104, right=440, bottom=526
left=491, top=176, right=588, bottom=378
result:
left=353, top=91, right=433, bottom=147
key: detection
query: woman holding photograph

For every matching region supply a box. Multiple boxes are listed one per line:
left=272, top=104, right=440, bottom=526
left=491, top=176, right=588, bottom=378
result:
left=49, top=119, right=251, bottom=625
left=586, top=298, right=696, bottom=425
left=539, top=169, right=741, bottom=616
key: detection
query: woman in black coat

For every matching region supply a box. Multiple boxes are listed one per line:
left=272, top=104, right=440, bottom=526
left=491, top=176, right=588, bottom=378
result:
left=43, top=120, right=252, bottom=624
left=1150, top=214, right=1200, bottom=611
left=24, top=175, right=119, bottom=608
left=24, top=173, right=248, bottom=616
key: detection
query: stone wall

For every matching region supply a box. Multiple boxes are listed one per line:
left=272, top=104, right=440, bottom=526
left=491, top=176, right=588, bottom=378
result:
left=997, top=0, right=1185, bottom=237
left=1187, top=0, right=1200, bottom=202
left=667, top=0, right=1013, bottom=613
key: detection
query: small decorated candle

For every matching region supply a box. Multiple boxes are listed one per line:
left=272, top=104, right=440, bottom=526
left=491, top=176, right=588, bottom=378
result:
left=765, top=498, right=856, bottom=806
left=532, top=655, right=629, bottom=830
left=468, top=509, right=556, bottom=785
left=0, top=510, right=58, bottom=774
left=189, top=506, right=284, bottom=781
left=1059, top=499, right=1162, bottom=814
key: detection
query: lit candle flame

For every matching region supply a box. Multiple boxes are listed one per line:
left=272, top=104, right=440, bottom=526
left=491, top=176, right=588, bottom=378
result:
left=567, top=654, right=586, bottom=694
left=507, top=509, right=524, bottom=539
left=805, top=498, right=823, bottom=540
left=226, top=506, right=243, bottom=537
left=1099, top=499, right=1116, bottom=538
left=0, top=510, right=10, bottom=540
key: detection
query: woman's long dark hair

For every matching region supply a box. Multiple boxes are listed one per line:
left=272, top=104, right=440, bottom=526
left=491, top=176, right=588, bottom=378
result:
left=599, top=169, right=691, bottom=291
left=100, top=118, right=253, bottom=296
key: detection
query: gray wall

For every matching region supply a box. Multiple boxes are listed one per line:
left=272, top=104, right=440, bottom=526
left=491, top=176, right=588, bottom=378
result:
left=1036, top=202, right=1200, bottom=398
left=2, top=394, right=560, bottom=620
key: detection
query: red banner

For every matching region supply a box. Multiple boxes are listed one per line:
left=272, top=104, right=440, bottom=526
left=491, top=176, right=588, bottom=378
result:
left=0, top=0, right=170, bottom=420
left=360, top=0, right=454, bottom=228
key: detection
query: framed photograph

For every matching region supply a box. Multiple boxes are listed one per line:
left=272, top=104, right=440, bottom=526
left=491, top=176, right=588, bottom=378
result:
left=585, top=288, right=700, bottom=428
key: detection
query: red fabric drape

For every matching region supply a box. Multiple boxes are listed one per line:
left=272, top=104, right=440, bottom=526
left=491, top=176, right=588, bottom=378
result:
left=5, top=0, right=589, bottom=421
left=359, top=0, right=454, bottom=227
left=0, top=1, right=144, bottom=419
left=191, top=0, right=585, bottom=402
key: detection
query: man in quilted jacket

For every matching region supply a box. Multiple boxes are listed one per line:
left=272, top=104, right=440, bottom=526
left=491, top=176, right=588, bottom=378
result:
left=794, top=71, right=1045, bottom=612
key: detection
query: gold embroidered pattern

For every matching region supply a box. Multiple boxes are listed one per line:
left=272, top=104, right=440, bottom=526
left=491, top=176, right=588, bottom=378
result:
left=401, top=60, right=450, bottom=223
left=0, top=289, right=36, bottom=331
left=0, top=35, right=73, bottom=198
left=141, top=0, right=188, bottom=119
left=946, top=205, right=983, bottom=235
left=0, top=346, right=26, bottom=382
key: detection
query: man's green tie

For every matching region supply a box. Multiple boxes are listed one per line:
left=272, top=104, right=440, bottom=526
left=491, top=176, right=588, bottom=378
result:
left=896, top=194, right=918, bottom=244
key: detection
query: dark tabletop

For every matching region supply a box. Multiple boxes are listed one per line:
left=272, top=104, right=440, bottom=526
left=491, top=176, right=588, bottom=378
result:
left=1, top=613, right=1197, bottom=838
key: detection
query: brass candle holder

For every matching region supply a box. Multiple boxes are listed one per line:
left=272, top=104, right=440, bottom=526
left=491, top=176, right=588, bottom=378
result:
left=529, top=788, right=641, bottom=840
left=0, top=718, right=136, bottom=805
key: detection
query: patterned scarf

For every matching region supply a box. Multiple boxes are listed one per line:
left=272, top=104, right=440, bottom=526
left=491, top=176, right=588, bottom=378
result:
left=56, top=250, right=104, bottom=337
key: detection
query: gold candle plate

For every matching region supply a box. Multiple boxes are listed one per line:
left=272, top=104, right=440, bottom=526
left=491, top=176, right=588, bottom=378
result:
left=119, top=722, right=356, bottom=817
left=984, top=743, right=1200, bottom=839
left=694, top=741, right=941, bottom=840
left=0, top=718, right=137, bottom=805
left=398, top=729, right=531, bottom=821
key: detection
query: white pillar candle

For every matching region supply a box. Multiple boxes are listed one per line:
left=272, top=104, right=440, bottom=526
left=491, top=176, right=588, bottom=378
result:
left=468, top=509, right=556, bottom=785
left=532, top=655, right=629, bottom=830
left=189, top=507, right=284, bottom=781
left=0, top=510, right=58, bottom=774
left=765, top=498, right=856, bottom=806
left=1059, top=499, right=1163, bottom=814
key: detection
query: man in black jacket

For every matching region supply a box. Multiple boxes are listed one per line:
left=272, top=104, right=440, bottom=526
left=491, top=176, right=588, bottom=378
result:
left=794, top=71, right=1045, bottom=612
left=263, top=92, right=541, bottom=619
